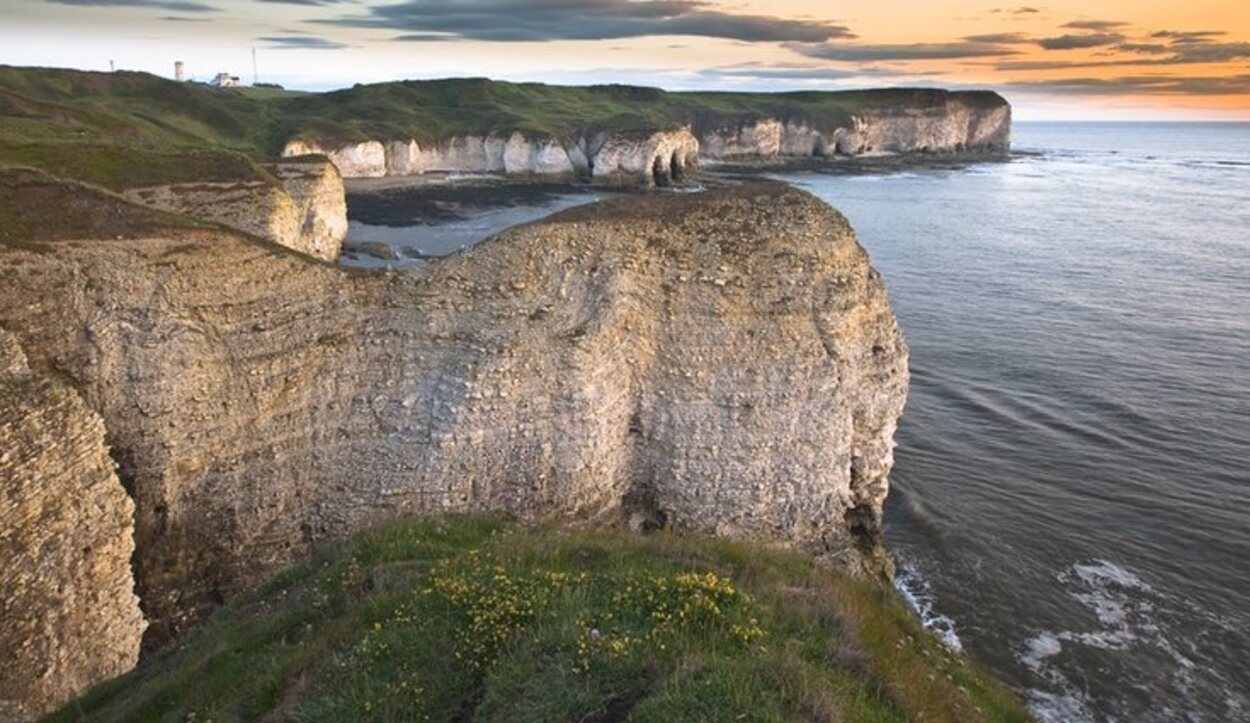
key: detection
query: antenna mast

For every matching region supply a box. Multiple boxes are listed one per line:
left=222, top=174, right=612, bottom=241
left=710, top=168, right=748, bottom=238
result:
left=252, top=47, right=258, bottom=85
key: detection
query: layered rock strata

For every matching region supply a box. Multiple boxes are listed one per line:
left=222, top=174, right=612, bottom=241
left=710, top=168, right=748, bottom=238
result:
left=698, top=99, right=1011, bottom=160
left=120, top=157, right=347, bottom=262
left=0, top=182, right=907, bottom=664
left=0, top=331, right=144, bottom=722
left=285, top=128, right=701, bottom=186
left=285, top=96, right=1008, bottom=182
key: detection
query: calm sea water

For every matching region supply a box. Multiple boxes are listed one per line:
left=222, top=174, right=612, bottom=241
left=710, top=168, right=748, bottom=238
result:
left=779, top=122, right=1250, bottom=722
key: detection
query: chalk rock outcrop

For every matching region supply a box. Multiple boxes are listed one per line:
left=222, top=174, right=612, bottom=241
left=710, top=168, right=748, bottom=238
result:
left=265, top=158, right=349, bottom=261
left=282, top=139, right=386, bottom=179
left=120, top=157, right=346, bottom=262
left=699, top=118, right=787, bottom=158
left=284, top=92, right=1009, bottom=183
left=698, top=98, right=1010, bottom=160
left=285, top=128, right=699, bottom=186
left=587, top=128, right=698, bottom=186
left=0, top=183, right=906, bottom=651
left=835, top=100, right=1011, bottom=155
left=0, top=330, right=145, bottom=722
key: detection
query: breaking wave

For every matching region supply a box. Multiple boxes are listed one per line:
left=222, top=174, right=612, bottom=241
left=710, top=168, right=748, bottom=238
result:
left=892, top=558, right=962, bottom=652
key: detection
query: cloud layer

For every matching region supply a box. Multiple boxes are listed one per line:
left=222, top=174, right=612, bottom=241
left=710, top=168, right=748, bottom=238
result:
left=319, top=0, right=854, bottom=43
left=47, top=0, right=217, bottom=11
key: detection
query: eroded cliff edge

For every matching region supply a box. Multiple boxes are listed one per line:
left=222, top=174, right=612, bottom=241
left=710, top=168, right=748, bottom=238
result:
left=284, top=91, right=1009, bottom=185
left=0, top=178, right=907, bottom=717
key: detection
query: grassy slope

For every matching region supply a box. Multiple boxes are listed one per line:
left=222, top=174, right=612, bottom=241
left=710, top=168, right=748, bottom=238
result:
left=0, top=66, right=1007, bottom=188
left=0, top=66, right=281, bottom=191
left=0, top=168, right=210, bottom=246
left=46, top=515, right=1031, bottom=723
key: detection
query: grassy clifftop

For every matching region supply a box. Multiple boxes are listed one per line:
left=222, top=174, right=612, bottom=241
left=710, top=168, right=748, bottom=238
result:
left=0, top=65, right=1007, bottom=187
left=46, top=515, right=1031, bottom=723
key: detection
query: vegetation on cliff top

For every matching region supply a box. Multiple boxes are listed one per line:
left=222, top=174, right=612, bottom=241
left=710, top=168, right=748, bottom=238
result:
left=0, top=168, right=209, bottom=245
left=46, top=515, right=1031, bottom=723
left=0, top=65, right=1006, bottom=188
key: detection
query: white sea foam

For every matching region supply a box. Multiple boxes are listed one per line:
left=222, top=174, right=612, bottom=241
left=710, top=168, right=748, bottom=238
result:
left=1026, top=687, right=1098, bottom=723
left=1016, top=558, right=1220, bottom=722
left=1067, top=558, right=1149, bottom=590
left=891, top=558, right=963, bottom=652
left=1020, top=632, right=1061, bottom=673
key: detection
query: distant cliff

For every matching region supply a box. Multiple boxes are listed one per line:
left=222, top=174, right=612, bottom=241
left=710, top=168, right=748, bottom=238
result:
left=0, top=67, right=1009, bottom=189
left=121, top=157, right=348, bottom=261
left=280, top=87, right=1010, bottom=185
left=0, top=175, right=906, bottom=715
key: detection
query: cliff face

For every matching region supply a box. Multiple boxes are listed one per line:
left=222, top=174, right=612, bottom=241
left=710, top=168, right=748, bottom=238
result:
left=698, top=99, right=1012, bottom=160
left=587, top=128, right=699, bottom=186
left=285, top=128, right=699, bottom=186
left=0, top=331, right=145, bottom=722
left=118, top=157, right=347, bottom=262
left=284, top=95, right=1009, bottom=183
left=0, top=183, right=906, bottom=653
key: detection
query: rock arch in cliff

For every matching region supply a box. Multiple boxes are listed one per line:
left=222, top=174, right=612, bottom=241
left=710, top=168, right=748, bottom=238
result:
left=670, top=150, right=685, bottom=182
left=651, top=154, right=671, bottom=186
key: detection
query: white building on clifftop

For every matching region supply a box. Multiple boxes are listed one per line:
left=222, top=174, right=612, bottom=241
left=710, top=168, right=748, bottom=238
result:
left=210, top=72, right=239, bottom=88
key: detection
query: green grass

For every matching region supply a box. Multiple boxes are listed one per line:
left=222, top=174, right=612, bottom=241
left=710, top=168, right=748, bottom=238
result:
left=0, top=65, right=1007, bottom=189
left=0, top=167, right=209, bottom=245
left=0, top=142, right=275, bottom=191
left=45, top=515, right=1032, bottom=723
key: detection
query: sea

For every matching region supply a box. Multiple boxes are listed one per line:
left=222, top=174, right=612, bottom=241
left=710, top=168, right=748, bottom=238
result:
left=776, top=122, right=1250, bottom=723
left=343, top=122, right=1250, bottom=722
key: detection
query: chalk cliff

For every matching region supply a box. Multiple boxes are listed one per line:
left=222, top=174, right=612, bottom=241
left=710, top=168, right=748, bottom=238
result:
left=119, top=157, right=347, bottom=262
left=0, top=180, right=906, bottom=717
left=698, top=99, right=1011, bottom=160
left=0, top=331, right=145, bottom=722
left=283, top=94, right=1008, bottom=183
left=285, top=128, right=700, bottom=186
left=0, top=178, right=910, bottom=715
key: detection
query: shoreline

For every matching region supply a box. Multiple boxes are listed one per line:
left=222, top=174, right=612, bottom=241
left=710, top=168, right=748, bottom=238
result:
left=345, top=149, right=1020, bottom=228
left=339, top=150, right=1021, bottom=265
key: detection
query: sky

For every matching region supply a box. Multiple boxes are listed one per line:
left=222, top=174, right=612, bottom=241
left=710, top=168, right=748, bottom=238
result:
left=0, top=0, right=1247, bottom=120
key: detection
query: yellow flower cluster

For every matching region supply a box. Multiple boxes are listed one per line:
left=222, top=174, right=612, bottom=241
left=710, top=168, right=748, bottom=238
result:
left=426, top=564, right=582, bottom=671
left=574, top=570, right=767, bottom=673
left=421, top=557, right=767, bottom=678
left=341, top=602, right=430, bottom=720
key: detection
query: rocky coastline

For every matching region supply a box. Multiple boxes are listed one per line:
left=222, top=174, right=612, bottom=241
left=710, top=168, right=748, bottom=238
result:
left=0, top=173, right=909, bottom=719
left=0, top=68, right=1028, bottom=720
left=284, top=94, right=1010, bottom=186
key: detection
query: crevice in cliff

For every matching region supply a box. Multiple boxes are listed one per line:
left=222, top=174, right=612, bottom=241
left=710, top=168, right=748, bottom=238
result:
left=101, top=438, right=164, bottom=654
left=843, top=451, right=885, bottom=557
left=842, top=502, right=881, bottom=551
left=623, top=484, right=669, bottom=534
left=104, top=437, right=138, bottom=499
left=622, top=410, right=668, bottom=534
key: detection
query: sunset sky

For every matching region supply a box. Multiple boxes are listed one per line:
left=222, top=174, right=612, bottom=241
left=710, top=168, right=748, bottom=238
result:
left=0, top=0, right=1247, bottom=119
